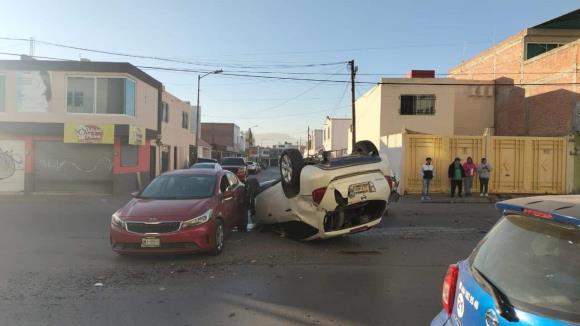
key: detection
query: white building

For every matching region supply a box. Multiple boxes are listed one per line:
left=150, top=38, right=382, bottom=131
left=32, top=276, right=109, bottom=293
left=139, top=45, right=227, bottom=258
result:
left=306, top=129, right=323, bottom=156
left=323, top=116, right=351, bottom=153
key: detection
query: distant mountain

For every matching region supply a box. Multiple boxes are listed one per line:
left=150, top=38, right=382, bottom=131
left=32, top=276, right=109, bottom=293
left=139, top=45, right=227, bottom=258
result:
left=254, top=133, right=300, bottom=147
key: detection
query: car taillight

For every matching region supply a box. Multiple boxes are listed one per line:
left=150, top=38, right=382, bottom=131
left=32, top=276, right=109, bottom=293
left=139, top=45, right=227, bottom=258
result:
left=442, top=264, right=459, bottom=316
left=385, top=176, right=394, bottom=191
left=312, top=187, right=327, bottom=205
left=523, top=209, right=552, bottom=219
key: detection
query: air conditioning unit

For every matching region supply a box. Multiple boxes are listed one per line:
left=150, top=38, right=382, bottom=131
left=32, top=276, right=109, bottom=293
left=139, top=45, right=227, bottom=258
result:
left=485, top=86, right=494, bottom=97
left=469, top=86, right=478, bottom=97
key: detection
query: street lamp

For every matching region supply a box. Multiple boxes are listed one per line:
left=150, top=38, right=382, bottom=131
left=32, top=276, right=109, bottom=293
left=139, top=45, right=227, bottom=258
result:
left=195, top=69, right=223, bottom=161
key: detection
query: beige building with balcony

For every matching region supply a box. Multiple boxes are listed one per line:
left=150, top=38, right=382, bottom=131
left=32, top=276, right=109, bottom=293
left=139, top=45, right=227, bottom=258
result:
left=354, top=75, right=495, bottom=152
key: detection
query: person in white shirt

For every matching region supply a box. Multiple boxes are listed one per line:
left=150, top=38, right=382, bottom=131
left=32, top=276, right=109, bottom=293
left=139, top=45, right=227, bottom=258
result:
left=420, top=157, right=434, bottom=200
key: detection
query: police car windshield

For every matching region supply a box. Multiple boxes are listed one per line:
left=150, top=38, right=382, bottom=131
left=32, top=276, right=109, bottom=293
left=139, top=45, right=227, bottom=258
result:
left=470, top=214, right=580, bottom=322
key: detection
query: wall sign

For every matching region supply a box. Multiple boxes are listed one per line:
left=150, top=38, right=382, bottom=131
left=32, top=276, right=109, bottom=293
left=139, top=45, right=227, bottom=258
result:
left=129, top=125, right=145, bottom=145
left=64, top=123, right=114, bottom=144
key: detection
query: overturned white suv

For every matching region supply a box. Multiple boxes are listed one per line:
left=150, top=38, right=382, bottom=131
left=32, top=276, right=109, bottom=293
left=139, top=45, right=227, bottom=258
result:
left=246, top=141, right=397, bottom=240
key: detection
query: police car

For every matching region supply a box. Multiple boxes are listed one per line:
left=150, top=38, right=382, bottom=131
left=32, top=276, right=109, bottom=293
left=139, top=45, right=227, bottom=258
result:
left=431, top=196, right=579, bottom=326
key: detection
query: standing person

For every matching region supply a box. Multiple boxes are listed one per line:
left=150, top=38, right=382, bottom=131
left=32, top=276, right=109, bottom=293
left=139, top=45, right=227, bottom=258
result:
left=463, top=157, right=477, bottom=197
left=448, top=157, right=465, bottom=198
left=420, top=157, right=434, bottom=201
left=477, top=158, right=493, bottom=197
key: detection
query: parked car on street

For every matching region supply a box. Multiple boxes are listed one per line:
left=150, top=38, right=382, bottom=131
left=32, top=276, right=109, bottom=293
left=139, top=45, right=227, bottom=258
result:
left=245, top=141, right=397, bottom=240
left=221, top=157, right=248, bottom=182
left=191, top=162, right=221, bottom=171
left=195, top=158, right=218, bottom=164
left=110, top=169, right=247, bottom=255
left=431, top=195, right=580, bottom=326
left=246, top=161, right=260, bottom=174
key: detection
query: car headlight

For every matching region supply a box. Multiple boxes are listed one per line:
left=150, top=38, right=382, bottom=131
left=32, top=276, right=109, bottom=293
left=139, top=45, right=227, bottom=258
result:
left=111, top=212, right=126, bottom=230
left=181, top=209, right=213, bottom=228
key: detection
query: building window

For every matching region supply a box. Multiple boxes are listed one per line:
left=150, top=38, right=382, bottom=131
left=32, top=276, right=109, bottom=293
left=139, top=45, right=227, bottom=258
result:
left=400, top=95, right=436, bottom=115
left=182, top=111, right=189, bottom=129
left=66, top=77, right=136, bottom=116
left=0, top=75, right=5, bottom=112
left=162, top=102, right=169, bottom=123
left=526, top=42, right=563, bottom=60
left=121, top=144, right=139, bottom=167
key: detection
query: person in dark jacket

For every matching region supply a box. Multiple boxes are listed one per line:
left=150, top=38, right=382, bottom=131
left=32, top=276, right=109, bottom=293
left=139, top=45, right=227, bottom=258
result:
left=448, top=157, right=466, bottom=198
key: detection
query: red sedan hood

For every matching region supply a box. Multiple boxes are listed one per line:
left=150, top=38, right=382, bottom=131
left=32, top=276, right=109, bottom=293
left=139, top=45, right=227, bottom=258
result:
left=118, top=197, right=214, bottom=222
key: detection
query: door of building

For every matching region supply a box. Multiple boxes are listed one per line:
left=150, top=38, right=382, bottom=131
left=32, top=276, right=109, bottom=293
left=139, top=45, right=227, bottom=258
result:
left=34, top=141, right=113, bottom=193
left=161, top=147, right=169, bottom=173
left=149, top=145, right=157, bottom=181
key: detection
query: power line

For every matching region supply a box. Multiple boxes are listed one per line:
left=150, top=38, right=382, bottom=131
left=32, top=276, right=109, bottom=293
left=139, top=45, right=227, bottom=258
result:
left=0, top=37, right=348, bottom=69
left=1, top=51, right=580, bottom=87
left=4, top=37, right=579, bottom=76
left=205, top=66, right=347, bottom=119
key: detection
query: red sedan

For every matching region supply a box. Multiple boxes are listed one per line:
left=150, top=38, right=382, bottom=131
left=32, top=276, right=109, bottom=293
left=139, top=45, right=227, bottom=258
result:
left=110, top=168, right=247, bottom=255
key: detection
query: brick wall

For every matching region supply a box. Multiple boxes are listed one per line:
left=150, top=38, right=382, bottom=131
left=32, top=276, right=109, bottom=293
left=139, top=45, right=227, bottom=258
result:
left=449, top=29, right=580, bottom=137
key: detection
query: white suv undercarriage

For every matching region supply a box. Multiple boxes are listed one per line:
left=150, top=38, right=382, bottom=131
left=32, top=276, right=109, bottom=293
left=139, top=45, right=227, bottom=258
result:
left=247, top=141, right=397, bottom=240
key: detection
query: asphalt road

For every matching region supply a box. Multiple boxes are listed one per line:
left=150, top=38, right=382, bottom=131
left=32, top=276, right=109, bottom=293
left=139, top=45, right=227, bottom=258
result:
left=0, top=167, right=500, bottom=325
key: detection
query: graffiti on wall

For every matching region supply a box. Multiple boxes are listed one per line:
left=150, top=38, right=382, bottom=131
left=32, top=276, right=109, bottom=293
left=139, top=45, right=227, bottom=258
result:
left=0, top=147, right=23, bottom=179
left=0, top=141, right=25, bottom=192
left=38, top=157, right=113, bottom=174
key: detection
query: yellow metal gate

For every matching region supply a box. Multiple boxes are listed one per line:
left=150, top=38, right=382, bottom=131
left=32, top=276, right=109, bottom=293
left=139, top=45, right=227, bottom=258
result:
left=405, top=134, right=566, bottom=194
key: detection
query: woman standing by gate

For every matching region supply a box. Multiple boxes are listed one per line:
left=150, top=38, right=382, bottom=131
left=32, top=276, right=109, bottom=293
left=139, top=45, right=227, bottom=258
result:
left=462, top=157, right=477, bottom=197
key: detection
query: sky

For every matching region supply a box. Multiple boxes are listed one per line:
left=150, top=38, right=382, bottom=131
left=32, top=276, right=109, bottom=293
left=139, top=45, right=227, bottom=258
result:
left=0, top=0, right=578, bottom=145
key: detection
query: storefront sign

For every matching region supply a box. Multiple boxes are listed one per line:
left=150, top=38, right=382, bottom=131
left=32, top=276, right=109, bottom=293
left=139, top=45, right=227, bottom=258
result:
left=128, top=125, right=145, bottom=145
left=64, top=123, right=114, bottom=144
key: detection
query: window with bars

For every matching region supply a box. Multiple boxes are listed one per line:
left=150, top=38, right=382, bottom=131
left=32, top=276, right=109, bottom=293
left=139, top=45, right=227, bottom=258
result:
left=400, top=95, right=436, bottom=115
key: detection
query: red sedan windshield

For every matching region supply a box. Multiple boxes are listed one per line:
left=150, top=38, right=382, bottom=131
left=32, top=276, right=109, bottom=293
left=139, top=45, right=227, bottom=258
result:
left=139, top=175, right=216, bottom=200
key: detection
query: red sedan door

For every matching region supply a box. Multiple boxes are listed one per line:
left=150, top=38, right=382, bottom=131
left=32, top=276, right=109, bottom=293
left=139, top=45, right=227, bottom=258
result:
left=218, top=173, right=235, bottom=229
left=226, top=172, right=246, bottom=223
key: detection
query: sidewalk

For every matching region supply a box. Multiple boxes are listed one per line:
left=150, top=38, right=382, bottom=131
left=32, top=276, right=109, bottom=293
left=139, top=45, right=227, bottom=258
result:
left=404, top=193, right=498, bottom=204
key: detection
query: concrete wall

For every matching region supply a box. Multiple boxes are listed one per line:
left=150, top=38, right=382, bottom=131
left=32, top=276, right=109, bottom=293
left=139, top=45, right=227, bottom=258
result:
left=453, top=85, right=495, bottom=135
left=354, top=85, right=382, bottom=148
left=0, top=70, right=158, bottom=130
left=327, top=118, right=351, bottom=151
left=381, top=133, right=405, bottom=193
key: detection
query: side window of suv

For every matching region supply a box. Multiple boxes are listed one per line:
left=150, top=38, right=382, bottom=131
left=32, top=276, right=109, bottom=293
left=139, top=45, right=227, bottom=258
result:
left=220, top=174, right=230, bottom=193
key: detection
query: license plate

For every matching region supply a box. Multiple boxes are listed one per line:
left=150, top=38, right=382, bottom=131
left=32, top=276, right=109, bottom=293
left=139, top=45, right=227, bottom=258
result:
left=141, top=237, right=160, bottom=248
left=348, top=182, right=374, bottom=198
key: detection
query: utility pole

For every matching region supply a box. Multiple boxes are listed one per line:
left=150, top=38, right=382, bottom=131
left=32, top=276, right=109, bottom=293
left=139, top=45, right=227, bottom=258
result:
left=307, top=126, right=310, bottom=155
left=349, top=60, right=357, bottom=148
left=29, top=37, right=35, bottom=57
